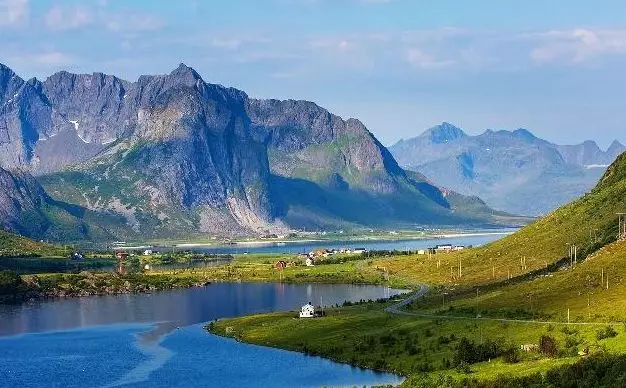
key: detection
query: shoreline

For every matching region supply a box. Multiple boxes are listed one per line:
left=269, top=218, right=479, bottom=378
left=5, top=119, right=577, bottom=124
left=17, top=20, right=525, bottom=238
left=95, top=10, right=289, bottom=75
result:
left=113, top=230, right=516, bottom=251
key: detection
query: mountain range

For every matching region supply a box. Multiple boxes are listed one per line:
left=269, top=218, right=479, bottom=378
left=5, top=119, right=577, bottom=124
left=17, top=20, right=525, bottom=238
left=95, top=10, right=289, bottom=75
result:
left=390, top=123, right=625, bottom=216
left=0, top=64, right=517, bottom=241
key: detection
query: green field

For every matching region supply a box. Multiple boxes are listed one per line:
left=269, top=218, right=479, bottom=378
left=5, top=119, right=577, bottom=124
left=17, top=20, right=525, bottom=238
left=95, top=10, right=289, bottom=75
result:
left=210, top=153, right=626, bottom=387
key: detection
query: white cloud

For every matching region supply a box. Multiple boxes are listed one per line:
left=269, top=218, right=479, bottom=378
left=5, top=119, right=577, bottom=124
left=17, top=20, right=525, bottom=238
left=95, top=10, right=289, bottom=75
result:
left=45, top=5, right=92, bottom=31
left=209, top=37, right=242, bottom=50
left=0, top=0, right=28, bottom=27
left=104, top=13, right=164, bottom=33
left=406, top=48, right=455, bottom=69
left=529, top=29, right=626, bottom=64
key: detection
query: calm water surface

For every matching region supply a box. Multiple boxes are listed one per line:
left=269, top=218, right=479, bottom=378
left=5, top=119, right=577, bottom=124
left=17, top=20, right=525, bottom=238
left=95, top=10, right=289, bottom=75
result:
left=0, top=283, right=406, bottom=387
left=182, top=231, right=512, bottom=255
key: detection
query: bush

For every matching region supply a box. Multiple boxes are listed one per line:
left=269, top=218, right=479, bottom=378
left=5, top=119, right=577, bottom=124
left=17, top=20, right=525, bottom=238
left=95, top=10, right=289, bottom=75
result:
left=596, top=326, right=618, bottom=341
left=502, top=346, right=521, bottom=364
left=0, top=270, right=24, bottom=295
left=453, top=338, right=504, bottom=366
left=539, top=335, right=558, bottom=357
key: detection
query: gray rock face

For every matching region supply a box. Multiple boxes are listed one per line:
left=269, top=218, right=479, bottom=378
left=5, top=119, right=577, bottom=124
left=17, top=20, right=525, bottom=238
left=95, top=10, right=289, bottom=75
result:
left=0, top=63, right=512, bottom=239
left=247, top=98, right=404, bottom=194
left=390, top=123, right=624, bottom=215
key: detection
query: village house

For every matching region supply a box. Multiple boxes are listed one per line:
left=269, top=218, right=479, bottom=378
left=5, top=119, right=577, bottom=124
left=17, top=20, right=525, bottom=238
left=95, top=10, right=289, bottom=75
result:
left=299, top=302, right=316, bottom=318
left=305, top=257, right=315, bottom=267
left=274, top=260, right=287, bottom=270
left=435, top=244, right=454, bottom=252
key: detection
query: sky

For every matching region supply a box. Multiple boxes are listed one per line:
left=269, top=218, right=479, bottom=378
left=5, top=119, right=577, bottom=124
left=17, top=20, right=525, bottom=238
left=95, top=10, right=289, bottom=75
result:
left=1, top=0, right=625, bottom=148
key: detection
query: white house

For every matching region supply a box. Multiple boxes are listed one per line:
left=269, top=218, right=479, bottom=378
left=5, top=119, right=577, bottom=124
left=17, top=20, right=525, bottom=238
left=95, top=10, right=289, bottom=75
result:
left=143, top=250, right=153, bottom=256
left=299, top=302, right=316, bottom=318
left=417, top=249, right=426, bottom=255
left=306, top=257, right=315, bottom=267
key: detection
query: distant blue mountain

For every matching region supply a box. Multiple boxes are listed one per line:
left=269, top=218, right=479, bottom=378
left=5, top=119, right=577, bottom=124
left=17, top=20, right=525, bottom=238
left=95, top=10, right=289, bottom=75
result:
left=390, top=123, right=626, bottom=216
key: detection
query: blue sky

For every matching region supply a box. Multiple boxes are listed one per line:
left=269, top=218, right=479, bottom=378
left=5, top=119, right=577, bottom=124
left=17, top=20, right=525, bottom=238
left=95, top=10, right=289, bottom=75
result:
left=1, top=0, right=625, bottom=147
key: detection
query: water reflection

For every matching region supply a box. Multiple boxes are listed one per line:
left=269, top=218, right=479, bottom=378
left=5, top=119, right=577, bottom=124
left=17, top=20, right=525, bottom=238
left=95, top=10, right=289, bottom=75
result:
left=0, top=283, right=406, bottom=388
left=0, top=282, right=405, bottom=337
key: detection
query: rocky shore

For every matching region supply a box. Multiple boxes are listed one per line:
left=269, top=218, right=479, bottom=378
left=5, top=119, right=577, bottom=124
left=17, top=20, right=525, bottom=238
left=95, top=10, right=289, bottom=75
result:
left=0, top=270, right=211, bottom=304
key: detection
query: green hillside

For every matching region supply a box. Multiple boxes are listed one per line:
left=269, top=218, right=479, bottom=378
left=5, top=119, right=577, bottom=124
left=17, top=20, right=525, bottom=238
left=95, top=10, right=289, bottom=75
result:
left=210, top=153, right=626, bottom=387
left=377, top=152, right=626, bottom=287
left=434, top=239, right=626, bottom=323
left=0, top=230, right=64, bottom=257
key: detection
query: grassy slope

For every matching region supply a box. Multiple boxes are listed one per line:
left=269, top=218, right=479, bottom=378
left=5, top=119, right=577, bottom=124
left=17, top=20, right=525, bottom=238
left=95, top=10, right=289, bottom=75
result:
left=421, top=240, right=626, bottom=323
left=0, top=230, right=64, bottom=257
left=156, top=260, right=387, bottom=285
left=210, top=153, right=626, bottom=386
left=375, top=153, right=626, bottom=288
left=211, top=302, right=626, bottom=384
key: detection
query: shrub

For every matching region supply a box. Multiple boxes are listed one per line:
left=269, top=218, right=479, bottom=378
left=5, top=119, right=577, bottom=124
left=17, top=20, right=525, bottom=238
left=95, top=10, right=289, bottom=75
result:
left=453, top=338, right=504, bottom=366
left=596, top=326, right=618, bottom=341
left=0, top=270, right=24, bottom=295
left=539, top=335, right=558, bottom=357
left=502, top=346, right=521, bottom=364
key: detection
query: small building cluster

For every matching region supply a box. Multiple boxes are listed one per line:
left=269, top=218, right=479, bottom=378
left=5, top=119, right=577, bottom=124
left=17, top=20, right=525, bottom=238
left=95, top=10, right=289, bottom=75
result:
left=307, top=247, right=367, bottom=258
left=273, top=247, right=369, bottom=270
left=417, top=244, right=465, bottom=255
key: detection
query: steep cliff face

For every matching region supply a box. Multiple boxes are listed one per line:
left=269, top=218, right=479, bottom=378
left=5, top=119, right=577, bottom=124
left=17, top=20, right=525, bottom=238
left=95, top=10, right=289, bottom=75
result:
left=38, top=65, right=278, bottom=237
left=0, top=63, right=513, bottom=240
left=247, top=99, right=404, bottom=194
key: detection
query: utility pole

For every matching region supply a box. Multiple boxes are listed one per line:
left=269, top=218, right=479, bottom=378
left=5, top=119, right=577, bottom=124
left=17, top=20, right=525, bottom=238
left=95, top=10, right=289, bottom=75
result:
left=567, top=308, right=570, bottom=324
left=458, top=258, right=462, bottom=278
left=601, top=268, right=604, bottom=286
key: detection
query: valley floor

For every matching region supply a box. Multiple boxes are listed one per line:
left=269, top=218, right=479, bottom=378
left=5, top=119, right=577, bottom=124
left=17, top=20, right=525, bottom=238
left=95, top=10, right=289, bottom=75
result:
left=207, top=239, right=626, bottom=387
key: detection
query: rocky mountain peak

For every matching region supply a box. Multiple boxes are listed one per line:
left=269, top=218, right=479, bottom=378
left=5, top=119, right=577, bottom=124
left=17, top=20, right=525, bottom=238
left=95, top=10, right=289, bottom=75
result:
left=0, top=63, right=25, bottom=105
left=168, top=63, right=203, bottom=86
left=422, top=122, right=467, bottom=144
left=608, top=140, right=626, bottom=156
left=512, top=128, right=537, bottom=141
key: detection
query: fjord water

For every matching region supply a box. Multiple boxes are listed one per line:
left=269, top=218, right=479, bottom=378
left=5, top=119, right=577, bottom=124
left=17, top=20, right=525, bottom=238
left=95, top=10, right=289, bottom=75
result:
left=0, top=283, right=405, bottom=387
left=186, top=230, right=513, bottom=255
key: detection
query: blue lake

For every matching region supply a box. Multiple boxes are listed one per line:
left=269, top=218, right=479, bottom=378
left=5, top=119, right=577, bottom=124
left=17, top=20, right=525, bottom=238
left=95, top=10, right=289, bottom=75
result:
left=0, top=283, right=407, bottom=387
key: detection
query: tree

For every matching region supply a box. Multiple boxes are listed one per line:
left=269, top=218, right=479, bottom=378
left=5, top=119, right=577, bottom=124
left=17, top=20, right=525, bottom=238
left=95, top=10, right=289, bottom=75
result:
left=0, top=270, right=24, bottom=295
left=539, top=335, right=558, bottom=357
